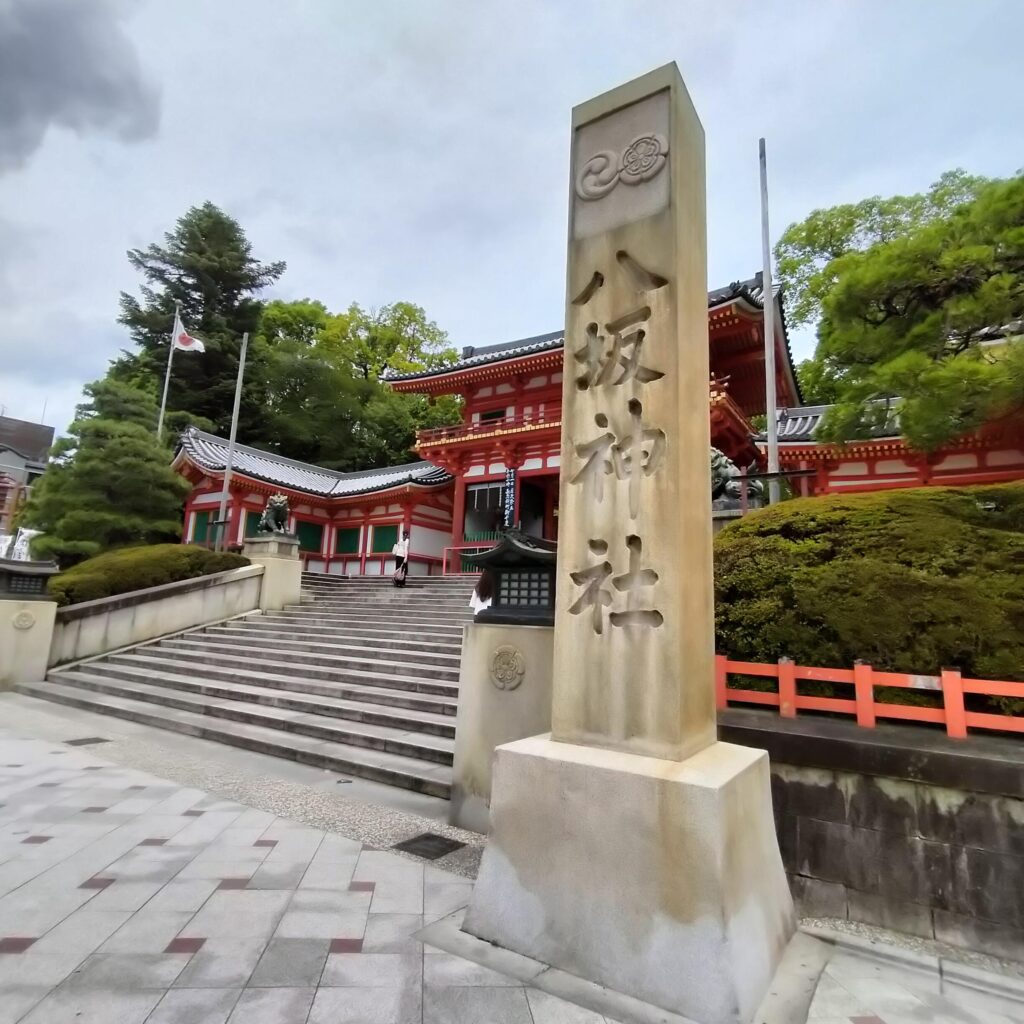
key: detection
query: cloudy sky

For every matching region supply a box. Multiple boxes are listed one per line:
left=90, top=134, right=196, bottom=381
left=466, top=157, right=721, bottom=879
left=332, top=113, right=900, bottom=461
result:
left=1, top=0, right=1021, bottom=435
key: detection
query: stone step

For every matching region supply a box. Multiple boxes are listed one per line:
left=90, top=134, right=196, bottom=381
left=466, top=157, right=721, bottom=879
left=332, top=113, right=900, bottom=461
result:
left=58, top=662, right=456, bottom=738
left=104, top=653, right=458, bottom=716
left=296, top=581, right=471, bottom=589
left=280, top=607, right=473, bottom=628
left=251, top=617, right=466, bottom=644
left=191, top=628, right=462, bottom=672
left=157, top=636, right=461, bottom=682
left=272, top=606, right=468, bottom=630
left=306, top=602, right=473, bottom=617
left=301, top=574, right=474, bottom=586
left=134, top=644, right=460, bottom=698
left=208, top=622, right=463, bottom=655
left=16, top=679, right=451, bottom=798
left=44, top=669, right=454, bottom=764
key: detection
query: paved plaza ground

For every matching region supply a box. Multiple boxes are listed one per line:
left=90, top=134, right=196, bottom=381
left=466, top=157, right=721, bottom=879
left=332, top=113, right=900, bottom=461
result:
left=1, top=694, right=1023, bottom=1024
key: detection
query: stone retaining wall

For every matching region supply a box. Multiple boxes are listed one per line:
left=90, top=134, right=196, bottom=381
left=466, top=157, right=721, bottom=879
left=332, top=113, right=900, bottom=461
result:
left=720, top=709, right=1024, bottom=962
left=48, top=564, right=265, bottom=667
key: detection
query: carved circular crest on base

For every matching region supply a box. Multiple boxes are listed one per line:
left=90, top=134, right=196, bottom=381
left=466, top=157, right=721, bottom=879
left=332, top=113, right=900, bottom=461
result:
left=490, top=645, right=526, bottom=691
left=12, top=610, right=35, bottom=631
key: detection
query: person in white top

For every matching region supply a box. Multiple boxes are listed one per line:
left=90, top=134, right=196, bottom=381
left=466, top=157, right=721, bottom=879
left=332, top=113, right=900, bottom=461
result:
left=470, top=569, right=495, bottom=615
left=391, top=530, right=410, bottom=587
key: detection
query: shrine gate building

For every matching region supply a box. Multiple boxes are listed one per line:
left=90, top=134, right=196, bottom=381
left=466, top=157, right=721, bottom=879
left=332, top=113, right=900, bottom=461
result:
left=173, top=274, right=1024, bottom=574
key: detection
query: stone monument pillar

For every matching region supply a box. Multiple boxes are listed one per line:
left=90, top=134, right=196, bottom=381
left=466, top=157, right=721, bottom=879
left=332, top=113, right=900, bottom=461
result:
left=463, top=64, right=795, bottom=1024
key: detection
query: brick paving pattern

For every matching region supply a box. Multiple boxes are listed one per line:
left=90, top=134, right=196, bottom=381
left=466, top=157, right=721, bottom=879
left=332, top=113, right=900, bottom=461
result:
left=3, top=728, right=1023, bottom=1024
left=0, top=732, right=617, bottom=1024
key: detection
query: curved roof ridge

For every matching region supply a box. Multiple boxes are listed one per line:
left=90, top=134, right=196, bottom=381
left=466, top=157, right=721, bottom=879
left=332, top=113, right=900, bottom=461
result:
left=177, top=428, right=450, bottom=498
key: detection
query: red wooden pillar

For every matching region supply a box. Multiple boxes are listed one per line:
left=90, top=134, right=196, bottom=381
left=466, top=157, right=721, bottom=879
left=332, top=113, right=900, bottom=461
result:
left=231, top=496, right=244, bottom=546
left=182, top=498, right=195, bottom=544
left=402, top=496, right=413, bottom=538
left=543, top=475, right=556, bottom=540
left=451, top=474, right=466, bottom=546
left=359, top=508, right=369, bottom=575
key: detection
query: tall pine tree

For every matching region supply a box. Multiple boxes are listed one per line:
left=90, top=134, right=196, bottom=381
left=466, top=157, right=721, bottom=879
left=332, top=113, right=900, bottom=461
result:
left=112, top=202, right=285, bottom=437
left=22, top=380, right=190, bottom=566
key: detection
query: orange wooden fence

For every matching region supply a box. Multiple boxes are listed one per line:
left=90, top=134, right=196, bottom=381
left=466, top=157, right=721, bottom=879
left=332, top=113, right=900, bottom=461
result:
left=715, top=655, right=1024, bottom=739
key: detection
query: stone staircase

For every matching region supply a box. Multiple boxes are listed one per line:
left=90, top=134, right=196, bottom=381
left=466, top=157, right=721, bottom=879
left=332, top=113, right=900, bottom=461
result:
left=16, top=573, right=477, bottom=798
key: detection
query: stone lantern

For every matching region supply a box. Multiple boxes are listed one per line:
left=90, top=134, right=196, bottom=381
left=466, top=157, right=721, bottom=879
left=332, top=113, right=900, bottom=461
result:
left=463, top=529, right=557, bottom=626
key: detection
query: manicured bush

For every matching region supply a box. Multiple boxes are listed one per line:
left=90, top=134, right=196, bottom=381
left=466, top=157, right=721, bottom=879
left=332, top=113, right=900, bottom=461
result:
left=48, top=544, right=250, bottom=607
left=714, top=483, right=1024, bottom=712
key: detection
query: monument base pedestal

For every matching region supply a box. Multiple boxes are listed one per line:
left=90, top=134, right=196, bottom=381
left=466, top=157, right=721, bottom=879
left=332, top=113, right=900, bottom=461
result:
left=463, top=735, right=795, bottom=1024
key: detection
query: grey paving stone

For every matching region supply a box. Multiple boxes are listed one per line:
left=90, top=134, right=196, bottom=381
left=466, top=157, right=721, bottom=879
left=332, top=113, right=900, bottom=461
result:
left=84, top=880, right=164, bottom=912
left=274, top=907, right=369, bottom=939
left=274, top=888, right=371, bottom=939
left=424, top=985, right=533, bottom=1024
left=424, top=950, right=525, bottom=987
left=180, top=890, right=291, bottom=941
left=321, top=951, right=421, bottom=988
left=299, top=855, right=359, bottom=889
left=173, top=938, right=268, bottom=989
left=19, top=986, right=165, bottom=1024
left=246, top=859, right=310, bottom=890
left=64, top=951, right=193, bottom=990
left=28, top=908, right=132, bottom=960
left=308, top=984, right=422, bottom=1024
left=527, top=988, right=610, bottom=1023
left=144, top=877, right=219, bottom=912
left=179, top=853, right=268, bottom=876
left=98, top=911, right=194, bottom=954
left=227, top=986, right=315, bottom=1023
left=145, top=987, right=241, bottom=1024
left=0, top=985, right=52, bottom=1024
left=248, top=937, right=330, bottom=987
left=423, top=881, right=473, bottom=922
left=362, top=914, right=425, bottom=953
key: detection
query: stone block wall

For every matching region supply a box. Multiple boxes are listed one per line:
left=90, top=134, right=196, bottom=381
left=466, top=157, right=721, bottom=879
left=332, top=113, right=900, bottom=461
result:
left=720, top=710, right=1024, bottom=962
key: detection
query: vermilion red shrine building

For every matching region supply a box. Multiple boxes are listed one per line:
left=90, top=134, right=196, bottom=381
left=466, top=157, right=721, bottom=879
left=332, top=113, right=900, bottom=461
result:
left=173, top=275, right=1024, bottom=574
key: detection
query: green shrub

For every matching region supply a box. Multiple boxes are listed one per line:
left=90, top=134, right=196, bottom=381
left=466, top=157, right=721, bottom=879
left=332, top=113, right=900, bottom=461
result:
left=49, top=544, right=250, bottom=607
left=714, top=483, right=1024, bottom=713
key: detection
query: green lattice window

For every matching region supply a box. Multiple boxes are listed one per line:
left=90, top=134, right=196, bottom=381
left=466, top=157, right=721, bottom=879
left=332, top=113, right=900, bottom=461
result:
left=296, top=520, right=324, bottom=553
left=192, top=510, right=211, bottom=543
left=244, top=510, right=262, bottom=537
left=334, top=527, right=360, bottom=554
left=371, top=524, right=399, bottom=554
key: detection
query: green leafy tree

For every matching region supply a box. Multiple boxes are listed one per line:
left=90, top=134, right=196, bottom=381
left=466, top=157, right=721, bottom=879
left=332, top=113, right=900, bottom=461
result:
left=112, top=201, right=285, bottom=436
left=794, top=357, right=841, bottom=406
left=321, top=301, right=457, bottom=380
left=775, top=169, right=990, bottom=329
left=813, top=175, right=1024, bottom=450
left=249, top=298, right=462, bottom=469
left=21, top=380, right=190, bottom=566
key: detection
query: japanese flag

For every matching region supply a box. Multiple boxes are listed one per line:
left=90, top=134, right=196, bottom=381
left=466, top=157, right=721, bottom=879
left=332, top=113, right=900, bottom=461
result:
left=172, top=309, right=205, bottom=353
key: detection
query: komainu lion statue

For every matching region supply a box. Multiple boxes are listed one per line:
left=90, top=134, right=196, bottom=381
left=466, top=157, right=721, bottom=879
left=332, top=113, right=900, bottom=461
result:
left=710, top=447, right=764, bottom=508
left=257, top=493, right=290, bottom=533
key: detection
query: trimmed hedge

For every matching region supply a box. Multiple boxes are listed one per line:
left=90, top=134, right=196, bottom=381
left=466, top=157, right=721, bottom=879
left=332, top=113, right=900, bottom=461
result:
left=714, top=483, right=1024, bottom=713
left=49, top=544, right=250, bottom=607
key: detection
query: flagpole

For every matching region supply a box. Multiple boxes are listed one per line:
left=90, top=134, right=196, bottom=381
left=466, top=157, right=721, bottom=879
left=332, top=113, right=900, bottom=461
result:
left=759, top=138, right=780, bottom=505
left=216, top=332, right=249, bottom=552
left=156, top=300, right=180, bottom=444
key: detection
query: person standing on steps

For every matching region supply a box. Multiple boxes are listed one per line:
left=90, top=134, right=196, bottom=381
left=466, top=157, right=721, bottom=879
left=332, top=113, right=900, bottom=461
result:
left=470, top=569, right=494, bottom=615
left=392, top=529, right=410, bottom=587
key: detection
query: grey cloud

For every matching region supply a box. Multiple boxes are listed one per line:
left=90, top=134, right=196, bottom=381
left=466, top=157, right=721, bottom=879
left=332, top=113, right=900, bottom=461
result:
left=0, top=0, right=159, bottom=171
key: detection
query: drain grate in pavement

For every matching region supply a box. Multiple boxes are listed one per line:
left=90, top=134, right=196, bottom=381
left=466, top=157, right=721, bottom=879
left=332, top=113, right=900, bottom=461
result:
left=65, top=737, right=110, bottom=747
left=391, top=832, right=466, bottom=860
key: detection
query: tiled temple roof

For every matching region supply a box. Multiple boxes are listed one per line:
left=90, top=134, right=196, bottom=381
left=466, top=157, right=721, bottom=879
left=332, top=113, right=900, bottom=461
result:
left=177, top=428, right=451, bottom=498
left=764, top=403, right=901, bottom=443
left=0, top=416, right=54, bottom=464
left=387, top=275, right=788, bottom=384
